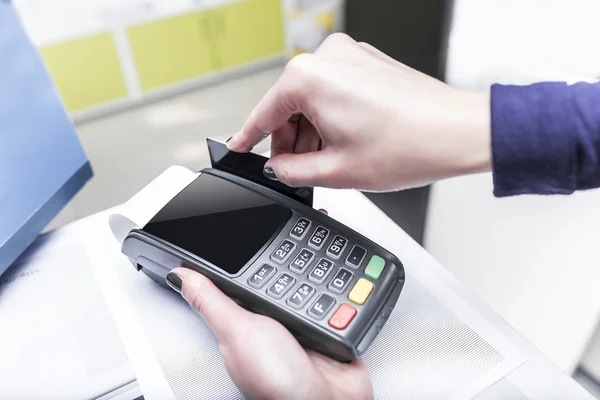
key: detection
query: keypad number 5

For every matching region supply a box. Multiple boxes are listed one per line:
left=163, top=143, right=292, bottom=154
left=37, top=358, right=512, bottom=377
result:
left=290, top=249, right=315, bottom=274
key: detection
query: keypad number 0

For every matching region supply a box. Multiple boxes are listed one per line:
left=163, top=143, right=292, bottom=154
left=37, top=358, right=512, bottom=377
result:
left=328, top=268, right=353, bottom=294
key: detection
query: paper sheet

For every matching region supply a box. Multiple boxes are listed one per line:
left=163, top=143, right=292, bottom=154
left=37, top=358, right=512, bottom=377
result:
left=87, top=166, right=529, bottom=400
left=0, top=229, right=135, bottom=399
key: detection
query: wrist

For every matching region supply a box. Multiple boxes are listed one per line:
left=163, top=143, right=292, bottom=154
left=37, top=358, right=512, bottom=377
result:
left=456, top=90, right=492, bottom=175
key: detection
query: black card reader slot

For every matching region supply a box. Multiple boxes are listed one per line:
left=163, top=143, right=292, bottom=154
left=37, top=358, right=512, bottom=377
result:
left=206, top=138, right=313, bottom=207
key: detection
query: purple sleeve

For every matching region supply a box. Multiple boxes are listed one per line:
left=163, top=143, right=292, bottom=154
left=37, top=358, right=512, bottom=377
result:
left=491, top=82, right=600, bottom=197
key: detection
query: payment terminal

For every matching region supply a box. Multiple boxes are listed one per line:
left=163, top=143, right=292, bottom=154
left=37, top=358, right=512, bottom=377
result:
left=110, top=138, right=405, bottom=362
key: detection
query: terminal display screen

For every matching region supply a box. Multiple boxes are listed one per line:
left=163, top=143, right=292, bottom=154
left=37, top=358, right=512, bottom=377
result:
left=144, top=173, right=291, bottom=274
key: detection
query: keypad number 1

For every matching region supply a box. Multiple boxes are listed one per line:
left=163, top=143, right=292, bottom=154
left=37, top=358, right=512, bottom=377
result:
left=248, top=264, right=276, bottom=289
left=290, top=218, right=311, bottom=240
left=308, top=226, right=330, bottom=250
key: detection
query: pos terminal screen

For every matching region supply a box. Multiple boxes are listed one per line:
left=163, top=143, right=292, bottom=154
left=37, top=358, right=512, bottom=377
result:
left=143, top=173, right=292, bottom=275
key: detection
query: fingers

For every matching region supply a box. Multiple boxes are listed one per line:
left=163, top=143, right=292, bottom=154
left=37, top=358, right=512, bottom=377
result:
left=228, top=54, right=316, bottom=153
left=168, top=268, right=251, bottom=345
left=271, top=119, right=299, bottom=157
left=294, top=116, right=321, bottom=154
left=265, top=150, right=343, bottom=188
left=227, top=33, right=400, bottom=155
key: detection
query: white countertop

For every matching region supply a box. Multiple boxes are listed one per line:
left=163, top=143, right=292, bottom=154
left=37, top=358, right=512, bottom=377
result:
left=41, top=184, right=593, bottom=399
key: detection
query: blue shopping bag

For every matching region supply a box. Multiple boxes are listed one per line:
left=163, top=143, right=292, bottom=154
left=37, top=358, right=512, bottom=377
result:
left=0, top=1, right=93, bottom=275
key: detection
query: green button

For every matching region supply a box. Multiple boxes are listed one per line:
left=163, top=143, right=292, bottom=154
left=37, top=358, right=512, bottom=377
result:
left=364, top=255, right=385, bottom=280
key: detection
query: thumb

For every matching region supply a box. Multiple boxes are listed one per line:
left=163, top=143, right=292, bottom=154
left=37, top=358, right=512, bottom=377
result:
left=167, top=268, right=251, bottom=344
left=265, top=150, right=343, bottom=188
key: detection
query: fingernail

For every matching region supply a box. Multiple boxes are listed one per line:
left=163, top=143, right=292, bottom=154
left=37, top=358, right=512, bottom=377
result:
left=166, top=271, right=182, bottom=293
left=226, top=136, right=232, bottom=143
left=263, top=167, right=279, bottom=181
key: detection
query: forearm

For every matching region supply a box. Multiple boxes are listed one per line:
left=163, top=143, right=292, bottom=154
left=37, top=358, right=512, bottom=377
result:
left=490, top=81, right=600, bottom=197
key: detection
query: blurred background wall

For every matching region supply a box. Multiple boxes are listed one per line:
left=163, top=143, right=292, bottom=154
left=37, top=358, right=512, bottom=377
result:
left=12, top=0, right=344, bottom=122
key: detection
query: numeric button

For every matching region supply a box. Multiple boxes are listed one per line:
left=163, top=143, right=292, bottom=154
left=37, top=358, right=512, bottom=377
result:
left=326, top=235, right=348, bottom=259
left=289, top=248, right=315, bottom=274
left=248, top=264, right=276, bottom=289
left=308, top=258, right=335, bottom=284
left=290, top=218, right=312, bottom=240
left=308, top=293, right=336, bottom=320
left=267, top=273, right=296, bottom=299
left=345, top=245, right=366, bottom=269
left=328, top=268, right=353, bottom=294
left=308, top=226, right=330, bottom=250
left=270, top=240, right=297, bottom=264
left=287, top=283, right=316, bottom=309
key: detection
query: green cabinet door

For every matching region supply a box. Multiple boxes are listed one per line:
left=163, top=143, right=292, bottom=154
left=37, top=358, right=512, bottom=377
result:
left=41, top=33, right=128, bottom=112
left=128, top=12, right=214, bottom=91
left=213, top=0, right=285, bottom=69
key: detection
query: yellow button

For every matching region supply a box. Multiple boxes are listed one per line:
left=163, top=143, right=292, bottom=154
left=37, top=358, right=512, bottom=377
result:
left=348, top=278, right=374, bottom=305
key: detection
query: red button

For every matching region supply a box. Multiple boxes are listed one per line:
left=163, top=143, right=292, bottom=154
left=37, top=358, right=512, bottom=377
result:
left=328, top=304, right=357, bottom=330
